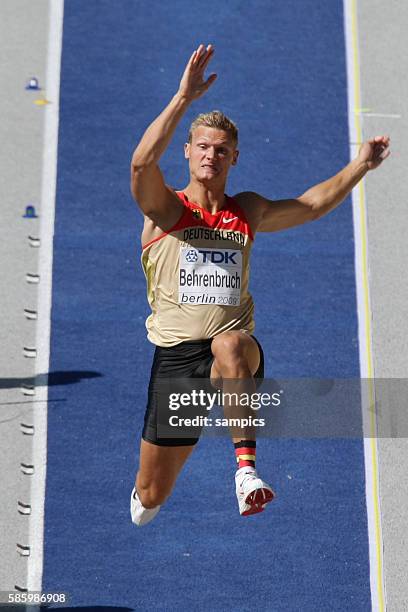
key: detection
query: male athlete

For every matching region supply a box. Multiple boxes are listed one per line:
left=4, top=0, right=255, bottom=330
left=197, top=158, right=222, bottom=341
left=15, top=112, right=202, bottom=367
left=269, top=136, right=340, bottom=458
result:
left=129, top=44, right=390, bottom=525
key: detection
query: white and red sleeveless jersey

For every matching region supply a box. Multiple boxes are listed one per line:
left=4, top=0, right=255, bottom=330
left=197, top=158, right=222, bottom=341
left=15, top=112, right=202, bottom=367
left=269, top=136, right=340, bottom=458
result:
left=141, top=191, right=255, bottom=346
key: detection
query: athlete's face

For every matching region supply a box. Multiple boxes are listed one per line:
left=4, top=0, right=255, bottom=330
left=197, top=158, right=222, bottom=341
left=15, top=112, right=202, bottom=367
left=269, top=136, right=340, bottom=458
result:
left=184, top=127, right=239, bottom=184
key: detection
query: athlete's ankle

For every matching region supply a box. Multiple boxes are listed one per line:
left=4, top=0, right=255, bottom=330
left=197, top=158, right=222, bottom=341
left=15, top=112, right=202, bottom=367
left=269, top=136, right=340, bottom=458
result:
left=234, top=439, right=256, bottom=469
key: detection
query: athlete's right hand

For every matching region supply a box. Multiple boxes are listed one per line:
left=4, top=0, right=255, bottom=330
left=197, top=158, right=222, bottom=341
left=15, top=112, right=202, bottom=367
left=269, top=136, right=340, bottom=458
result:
left=178, top=44, right=217, bottom=101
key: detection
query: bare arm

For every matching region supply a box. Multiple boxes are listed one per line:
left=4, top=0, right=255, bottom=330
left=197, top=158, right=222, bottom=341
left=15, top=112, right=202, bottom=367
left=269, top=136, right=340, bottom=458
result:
left=130, top=44, right=217, bottom=224
left=249, top=136, right=391, bottom=233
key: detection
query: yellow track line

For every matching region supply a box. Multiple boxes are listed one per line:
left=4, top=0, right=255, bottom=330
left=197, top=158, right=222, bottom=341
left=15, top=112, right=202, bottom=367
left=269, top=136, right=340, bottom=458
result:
left=349, top=0, right=385, bottom=609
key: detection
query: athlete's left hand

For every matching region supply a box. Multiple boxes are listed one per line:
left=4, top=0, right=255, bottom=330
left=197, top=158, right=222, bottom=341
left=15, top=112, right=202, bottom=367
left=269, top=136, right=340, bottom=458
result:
left=357, top=135, right=391, bottom=170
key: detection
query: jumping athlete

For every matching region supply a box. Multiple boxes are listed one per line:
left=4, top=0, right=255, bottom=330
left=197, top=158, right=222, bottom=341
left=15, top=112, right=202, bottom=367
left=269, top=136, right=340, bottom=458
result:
left=129, top=44, right=390, bottom=525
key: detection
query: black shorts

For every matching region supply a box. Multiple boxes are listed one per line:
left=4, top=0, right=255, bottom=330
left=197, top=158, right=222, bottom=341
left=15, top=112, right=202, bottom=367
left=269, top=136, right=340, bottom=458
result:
left=142, top=335, right=264, bottom=447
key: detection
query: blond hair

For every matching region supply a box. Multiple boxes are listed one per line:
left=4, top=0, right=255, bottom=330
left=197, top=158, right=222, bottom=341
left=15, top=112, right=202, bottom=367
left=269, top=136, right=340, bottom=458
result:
left=188, top=110, right=238, bottom=145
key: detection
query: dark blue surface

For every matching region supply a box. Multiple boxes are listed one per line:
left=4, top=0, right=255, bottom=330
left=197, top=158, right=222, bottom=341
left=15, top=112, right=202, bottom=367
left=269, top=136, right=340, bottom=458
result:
left=43, top=1, right=370, bottom=610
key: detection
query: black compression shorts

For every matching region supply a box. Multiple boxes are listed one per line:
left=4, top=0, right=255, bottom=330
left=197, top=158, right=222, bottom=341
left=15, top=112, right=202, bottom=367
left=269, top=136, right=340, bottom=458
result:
left=142, top=335, right=264, bottom=447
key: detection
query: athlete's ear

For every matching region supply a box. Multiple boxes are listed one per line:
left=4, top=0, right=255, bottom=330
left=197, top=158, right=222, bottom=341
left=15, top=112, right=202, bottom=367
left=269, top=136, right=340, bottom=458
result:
left=231, top=149, right=239, bottom=166
left=184, top=142, right=190, bottom=159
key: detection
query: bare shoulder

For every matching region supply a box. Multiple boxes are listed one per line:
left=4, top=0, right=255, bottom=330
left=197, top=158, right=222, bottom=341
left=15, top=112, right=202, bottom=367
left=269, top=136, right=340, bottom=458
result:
left=232, top=191, right=269, bottom=234
left=131, top=161, right=184, bottom=227
left=141, top=189, right=184, bottom=247
left=147, top=185, right=184, bottom=227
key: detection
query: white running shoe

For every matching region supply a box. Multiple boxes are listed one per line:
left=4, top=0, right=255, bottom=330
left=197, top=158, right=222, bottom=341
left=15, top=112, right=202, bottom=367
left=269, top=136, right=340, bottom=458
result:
left=235, top=467, right=275, bottom=516
left=130, top=488, right=161, bottom=526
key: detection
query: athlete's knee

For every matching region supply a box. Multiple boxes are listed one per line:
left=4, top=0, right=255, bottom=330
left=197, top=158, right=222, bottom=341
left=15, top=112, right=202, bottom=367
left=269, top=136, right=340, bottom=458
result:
left=211, top=331, right=250, bottom=376
left=212, top=330, right=248, bottom=358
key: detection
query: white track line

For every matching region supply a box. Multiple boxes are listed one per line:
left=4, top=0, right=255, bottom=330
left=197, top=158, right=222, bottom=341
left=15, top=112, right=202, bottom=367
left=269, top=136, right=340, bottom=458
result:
left=26, top=0, right=64, bottom=592
left=343, top=1, right=386, bottom=611
left=358, top=112, right=401, bottom=119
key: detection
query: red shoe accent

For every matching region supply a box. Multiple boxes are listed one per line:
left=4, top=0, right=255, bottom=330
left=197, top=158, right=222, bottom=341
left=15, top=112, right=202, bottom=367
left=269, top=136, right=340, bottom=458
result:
left=245, top=487, right=275, bottom=506
left=241, top=504, right=265, bottom=516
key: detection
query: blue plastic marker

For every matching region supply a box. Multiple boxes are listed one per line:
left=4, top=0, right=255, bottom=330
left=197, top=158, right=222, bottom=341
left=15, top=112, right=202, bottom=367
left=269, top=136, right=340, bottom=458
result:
left=23, top=205, right=38, bottom=218
left=25, top=77, right=41, bottom=91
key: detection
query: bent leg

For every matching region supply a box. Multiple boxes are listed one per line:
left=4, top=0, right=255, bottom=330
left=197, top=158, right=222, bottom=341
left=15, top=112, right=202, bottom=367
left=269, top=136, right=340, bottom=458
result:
left=210, top=330, right=260, bottom=442
left=209, top=330, right=275, bottom=516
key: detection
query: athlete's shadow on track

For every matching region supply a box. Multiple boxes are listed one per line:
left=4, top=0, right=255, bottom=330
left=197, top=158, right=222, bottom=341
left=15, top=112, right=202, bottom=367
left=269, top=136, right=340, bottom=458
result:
left=0, top=370, right=103, bottom=390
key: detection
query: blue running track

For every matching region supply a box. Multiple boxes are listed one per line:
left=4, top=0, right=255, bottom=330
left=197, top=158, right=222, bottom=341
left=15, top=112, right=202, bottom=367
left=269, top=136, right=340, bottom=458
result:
left=43, top=1, right=371, bottom=610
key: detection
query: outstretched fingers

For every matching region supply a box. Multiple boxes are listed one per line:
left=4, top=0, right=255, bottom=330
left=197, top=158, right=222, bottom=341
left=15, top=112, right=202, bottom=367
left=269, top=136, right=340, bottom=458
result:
left=187, top=49, right=197, bottom=67
left=198, top=44, right=215, bottom=69
left=192, top=44, right=205, bottom=66
left=179, top=44, right=216, bottom=100
left=192, top=43, right=214, bottom=70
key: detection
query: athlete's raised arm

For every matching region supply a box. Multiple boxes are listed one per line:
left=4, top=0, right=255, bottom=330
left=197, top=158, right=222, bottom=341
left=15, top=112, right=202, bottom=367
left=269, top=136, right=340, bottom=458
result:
left=130, top=44, right=217, bottom=224
left=241, top=135, right=391, bottom=233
